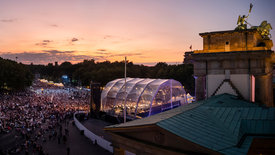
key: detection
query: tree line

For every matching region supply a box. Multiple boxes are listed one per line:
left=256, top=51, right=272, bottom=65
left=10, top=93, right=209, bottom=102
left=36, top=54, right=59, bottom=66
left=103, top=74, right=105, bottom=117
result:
left=28, top=59, right=195, bottom=94
left=0, top=57, right=194, bottom=94
left=0, top=57, right=33, bottom=91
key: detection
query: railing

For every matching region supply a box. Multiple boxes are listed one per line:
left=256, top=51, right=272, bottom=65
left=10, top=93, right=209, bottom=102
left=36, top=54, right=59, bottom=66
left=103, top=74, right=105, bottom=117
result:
left=73, top=111, right=113, bottom=153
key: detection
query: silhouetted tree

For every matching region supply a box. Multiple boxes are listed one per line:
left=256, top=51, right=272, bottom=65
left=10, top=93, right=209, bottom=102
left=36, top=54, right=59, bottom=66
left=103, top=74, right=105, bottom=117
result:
left=0, top=57, right=33, bottom=91
left=26, top=59, right=194, bottom=94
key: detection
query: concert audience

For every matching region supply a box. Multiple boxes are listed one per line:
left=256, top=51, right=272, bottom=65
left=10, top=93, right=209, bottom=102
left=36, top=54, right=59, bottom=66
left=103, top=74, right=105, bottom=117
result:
left=0, top=80, right=90, bottom=154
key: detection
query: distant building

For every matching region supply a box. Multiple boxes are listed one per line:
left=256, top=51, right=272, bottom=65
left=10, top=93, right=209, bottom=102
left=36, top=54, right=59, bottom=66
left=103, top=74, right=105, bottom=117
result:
left=61, top=75, right=70, bottom=85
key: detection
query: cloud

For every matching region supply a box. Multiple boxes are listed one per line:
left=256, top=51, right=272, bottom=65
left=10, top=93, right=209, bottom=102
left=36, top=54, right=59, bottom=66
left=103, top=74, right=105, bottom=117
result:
left=0, top=50, right=143, bottom=65
left=102, top=35, right=132, bottom=44
left=97, top=49, right=107, bottom=52
left=35, top=40, right=53, bottom=47
left=35, top=43, right=48, bottom=46
left=69, top=38, right=79, bottom=45
left=43, top=50, right=75, bottom=55
left=0, top=19, right=16, bottom=23
left=109, top=52, right=143, bottom=57
left=71, top=38, right=78, bottom=42
left=138, top=55, right=150, bottom=58
left=0, top=51, right=97, bottom=64
left=103, top=35, right=112, bottom=39
left=96, top=51, right=110, bottom=55
left=95, top=50, right=142, bottom=58
left=50, top=24, right=58, bottom=27
left=96, top=49, right=109, bottom=55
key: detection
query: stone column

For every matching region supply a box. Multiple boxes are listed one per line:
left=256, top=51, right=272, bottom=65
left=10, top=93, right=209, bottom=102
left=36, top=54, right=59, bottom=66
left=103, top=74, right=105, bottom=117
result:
left=255, top=73, right=274, bottom=107
left=195, top=75, right=206, bottom=101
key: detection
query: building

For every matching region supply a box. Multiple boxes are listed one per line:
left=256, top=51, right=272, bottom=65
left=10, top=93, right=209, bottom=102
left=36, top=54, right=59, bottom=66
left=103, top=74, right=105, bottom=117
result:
left=61, top=75, right=70, bottom=85
left=105, top=24, right=275, bottom=154
left=101, top=78, right=187, bottom=119
left=105, top=94, right=275, bottom=155
left=184, top=29, right=274, bottom=107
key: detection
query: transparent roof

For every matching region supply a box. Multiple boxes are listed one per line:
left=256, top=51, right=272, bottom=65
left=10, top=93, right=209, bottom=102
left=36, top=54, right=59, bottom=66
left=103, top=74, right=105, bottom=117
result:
left=101, top=78, right=187, bottom=119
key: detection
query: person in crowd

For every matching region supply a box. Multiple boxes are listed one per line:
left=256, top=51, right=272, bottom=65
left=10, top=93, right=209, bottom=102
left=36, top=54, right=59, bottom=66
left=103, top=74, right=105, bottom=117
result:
left=0, top=80, right=90, bottom=154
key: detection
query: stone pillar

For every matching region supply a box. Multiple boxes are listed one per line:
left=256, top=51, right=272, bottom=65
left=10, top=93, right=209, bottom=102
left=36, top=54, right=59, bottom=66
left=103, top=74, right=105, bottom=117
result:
left=195, top=75, right=206, bottom=101
left=255, top=73, right=274, bottom=107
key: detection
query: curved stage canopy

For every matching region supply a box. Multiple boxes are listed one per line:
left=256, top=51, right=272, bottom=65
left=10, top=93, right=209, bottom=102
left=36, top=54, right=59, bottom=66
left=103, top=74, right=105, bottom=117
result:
left=101, top=78, right=187, bottom=119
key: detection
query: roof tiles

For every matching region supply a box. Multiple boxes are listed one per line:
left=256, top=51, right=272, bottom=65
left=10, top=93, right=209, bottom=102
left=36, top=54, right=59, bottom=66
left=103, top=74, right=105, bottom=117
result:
left=105, top=93, right=275, bottom=155
left=157, top=94, right=275, bottom=154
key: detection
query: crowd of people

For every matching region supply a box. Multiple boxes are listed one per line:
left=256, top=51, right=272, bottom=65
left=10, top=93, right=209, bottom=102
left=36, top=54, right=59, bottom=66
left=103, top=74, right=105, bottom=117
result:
left=0, top=80, right=90, bottom=154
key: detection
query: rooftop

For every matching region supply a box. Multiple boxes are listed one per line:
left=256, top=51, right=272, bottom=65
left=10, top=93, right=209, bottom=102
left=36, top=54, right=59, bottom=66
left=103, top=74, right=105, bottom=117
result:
left=199, top=29, right=257, bottom=36
left=105, top=93, right=275, bottom=155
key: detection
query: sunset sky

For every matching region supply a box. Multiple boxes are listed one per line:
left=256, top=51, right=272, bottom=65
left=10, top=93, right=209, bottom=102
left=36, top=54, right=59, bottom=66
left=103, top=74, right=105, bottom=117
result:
left=0, top=0, right=274, bottom=65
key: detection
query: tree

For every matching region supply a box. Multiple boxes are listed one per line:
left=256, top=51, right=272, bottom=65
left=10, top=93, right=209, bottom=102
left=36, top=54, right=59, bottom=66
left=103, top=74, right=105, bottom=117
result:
left=26, top=60, right=195, bottom=94
left=0, top=57, right=33, bottom=91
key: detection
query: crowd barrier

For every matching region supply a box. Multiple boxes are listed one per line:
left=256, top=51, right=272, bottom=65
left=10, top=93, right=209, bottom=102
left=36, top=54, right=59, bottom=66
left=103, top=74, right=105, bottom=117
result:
left=73, top=111, right=113, bottom=153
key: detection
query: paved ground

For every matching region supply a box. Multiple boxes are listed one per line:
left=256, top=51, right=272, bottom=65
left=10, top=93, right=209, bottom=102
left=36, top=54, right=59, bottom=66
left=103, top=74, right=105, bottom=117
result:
left=43, top=120, right=112, bottom=155
left=0, top=129, right=24, bottom=152
left=0, top=118, right=113, bottom=155
left=82, top=118, right=112, bottom=141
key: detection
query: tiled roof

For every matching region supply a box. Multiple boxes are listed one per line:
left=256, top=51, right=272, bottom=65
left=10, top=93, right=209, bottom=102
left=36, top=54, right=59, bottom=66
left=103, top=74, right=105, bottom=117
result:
left=157, top=94, right=275, bottom=154
left=105, top=94, right=275, bottom=155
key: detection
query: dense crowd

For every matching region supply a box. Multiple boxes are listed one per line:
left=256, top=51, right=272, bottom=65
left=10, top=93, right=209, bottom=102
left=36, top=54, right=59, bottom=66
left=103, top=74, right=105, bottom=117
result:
left=0, top=80, right=90, bottom=154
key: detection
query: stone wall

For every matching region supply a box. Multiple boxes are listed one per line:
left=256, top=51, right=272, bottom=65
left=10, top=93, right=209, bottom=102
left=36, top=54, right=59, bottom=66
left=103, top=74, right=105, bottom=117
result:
left=185, top=50, right=274, bottom=107
left=196, top=29, right=273, bottom=53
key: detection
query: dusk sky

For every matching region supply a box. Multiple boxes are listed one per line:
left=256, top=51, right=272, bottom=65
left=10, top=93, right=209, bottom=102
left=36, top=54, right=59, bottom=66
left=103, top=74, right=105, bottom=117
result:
left=0, top=0, right=274, bottom=65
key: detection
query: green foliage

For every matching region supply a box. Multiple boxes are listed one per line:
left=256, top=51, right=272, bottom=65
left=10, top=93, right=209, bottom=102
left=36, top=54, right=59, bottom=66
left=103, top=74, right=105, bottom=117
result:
left=149, top=62, right=194, bottom=94
left=27, top=59, right=195, bottom=94
left=0, top=57, right=33, bottom=91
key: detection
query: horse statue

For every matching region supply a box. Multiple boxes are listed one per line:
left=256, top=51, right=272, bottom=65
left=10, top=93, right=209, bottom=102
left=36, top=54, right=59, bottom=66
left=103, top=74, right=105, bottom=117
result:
left=256, top=21, right=272, bottom=39
left=234, top=3, right=272, bottom=39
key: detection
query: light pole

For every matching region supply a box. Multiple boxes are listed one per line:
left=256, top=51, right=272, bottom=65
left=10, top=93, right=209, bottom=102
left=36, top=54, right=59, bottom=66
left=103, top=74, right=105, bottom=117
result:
left=123, top=56, right=127, bottom=123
